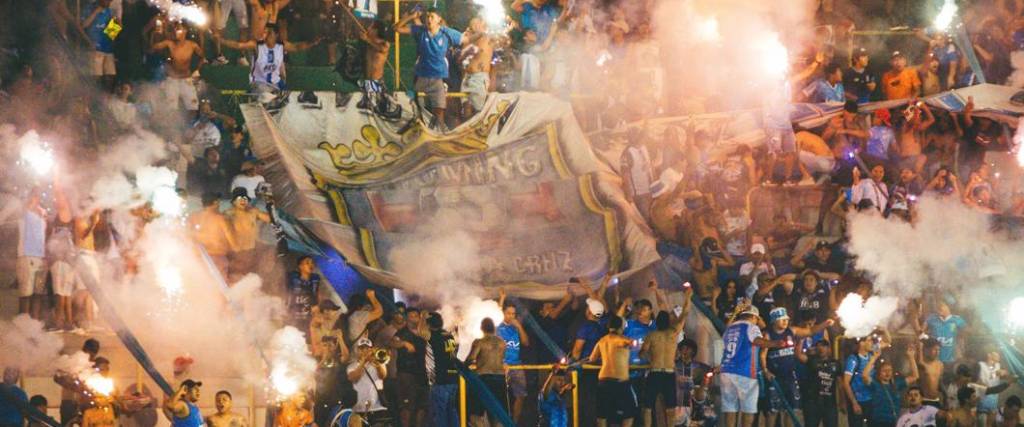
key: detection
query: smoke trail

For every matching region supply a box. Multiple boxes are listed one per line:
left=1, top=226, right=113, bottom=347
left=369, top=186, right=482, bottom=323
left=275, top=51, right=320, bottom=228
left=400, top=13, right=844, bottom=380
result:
left=0, top=315, right=64, bottom=373
left=846, top=196, right=1024, bottom=333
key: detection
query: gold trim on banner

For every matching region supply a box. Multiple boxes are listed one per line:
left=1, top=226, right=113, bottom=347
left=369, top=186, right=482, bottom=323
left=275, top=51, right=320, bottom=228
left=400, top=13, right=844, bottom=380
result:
left=545, top=124, right=572, bottom=179
left=577, top=174, right=623, bottom=272
left=314, top=173, right=353, bottom=226
left=359, top=228, right=382, bottom=268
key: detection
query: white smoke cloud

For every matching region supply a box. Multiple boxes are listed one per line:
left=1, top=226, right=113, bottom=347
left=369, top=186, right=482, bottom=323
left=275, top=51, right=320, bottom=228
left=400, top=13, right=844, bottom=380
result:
left=268, top=326, right=317, bottom=399
left=846, top=196, right=1024, bottom=333
left=836, top=294, right=899, bottom=338
left=0, top=315, right=65, bottom=373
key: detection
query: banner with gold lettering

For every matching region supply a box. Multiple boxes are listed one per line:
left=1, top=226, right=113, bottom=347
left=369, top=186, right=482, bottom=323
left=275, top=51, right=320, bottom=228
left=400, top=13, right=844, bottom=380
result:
left=242, top=91, right=661, bottom=298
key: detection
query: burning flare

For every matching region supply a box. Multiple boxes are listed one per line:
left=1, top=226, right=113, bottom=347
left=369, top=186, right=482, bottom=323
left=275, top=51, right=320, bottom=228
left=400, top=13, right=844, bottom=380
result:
left=1007, top=297, right=1024, bottom=333
left=836, top=294, right=899, bottom=338
left=19, top=133, right=55, bottom=176
left=85, top=374, right=114, bottom=396
left=933, top=0, right=957, bottom=31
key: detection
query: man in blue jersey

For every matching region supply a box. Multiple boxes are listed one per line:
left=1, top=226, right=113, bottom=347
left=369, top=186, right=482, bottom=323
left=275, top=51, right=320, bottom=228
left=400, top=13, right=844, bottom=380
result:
left=761, top=308, right=833, bottom=427
left=721, top=305, right=779, bottom=427
left=497, top=289, right=530, bottom=424
left=396, top=7, right=480, bottom=131
left=620, top=295, right=655, bottom=418
left=923, top=301, right=966, bottom=365
left=163, top=379, right=204, bottom=427
left=842, top=334, right=887, bottom=427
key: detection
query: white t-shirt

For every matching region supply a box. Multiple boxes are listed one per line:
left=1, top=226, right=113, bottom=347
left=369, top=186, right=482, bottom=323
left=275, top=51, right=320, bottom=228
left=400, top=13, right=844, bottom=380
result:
left=978, top=361, right=1001, bottom=386
left=851, top=178, right=889, bottom=211
left=896, top=405, right=939, bottom=427
left=347, top=361, right=386, bottom=412
left=188, top=120, right=222, bottom=154
left=230, top=174, right=266, bottom=199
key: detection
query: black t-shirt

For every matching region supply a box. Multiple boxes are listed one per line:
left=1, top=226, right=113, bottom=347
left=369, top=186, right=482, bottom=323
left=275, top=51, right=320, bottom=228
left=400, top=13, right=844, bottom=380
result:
left=533, top=308, right=576, bottom=362
left=803, top=254, right=844, bottom=275
left=844, top=67, right=875, bottom=102
left=428, top=331, right=459, bottom=385
left=395, top=327, right=427, bottom=377
left=806, top=356, right=840, bottom=402
left=795, top=288, right=829, bottom=323
left=313, top=362, right=353, bottom=426
left=286, top=272, right=320, bottom=322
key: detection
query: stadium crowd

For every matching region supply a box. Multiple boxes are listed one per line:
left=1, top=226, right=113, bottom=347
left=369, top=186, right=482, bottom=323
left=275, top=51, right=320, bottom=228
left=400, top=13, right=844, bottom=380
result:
left=2, top=0, right=1024, bottom=426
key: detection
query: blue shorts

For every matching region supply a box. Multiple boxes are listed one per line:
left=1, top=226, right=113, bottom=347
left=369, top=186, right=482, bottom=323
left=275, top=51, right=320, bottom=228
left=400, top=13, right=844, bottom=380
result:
left=766, top=378, right=801, bottom=413
left=721, top=373, right=759, bottom=414
left=979, top=394, right=999, bottom=413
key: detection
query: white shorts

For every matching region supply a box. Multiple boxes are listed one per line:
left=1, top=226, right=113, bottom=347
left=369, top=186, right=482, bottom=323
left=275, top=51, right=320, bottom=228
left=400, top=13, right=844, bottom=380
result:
left=91, top=52, right=116, bottom=76
left=74, top=252, right=101, bottom=292
left=163, top=77, right=200, bottom=111
left=17, top=256, right=46, bottom=297
left=798, top=150, right=836, bottom=174
left=719, top=373, right=759, bottom=414
left=217, top=0, right=249, bottom=30
left=51, top=260, right=76, bottom=297
left=462, top=72, right=489, bottom=111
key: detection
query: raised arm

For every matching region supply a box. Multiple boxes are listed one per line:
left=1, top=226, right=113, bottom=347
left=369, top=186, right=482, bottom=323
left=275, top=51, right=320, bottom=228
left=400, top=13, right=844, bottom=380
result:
left=366, top=289, right=383, bottom=322
left=396, top=11, right=421, bottom=34
left=215, top=34, right=258, bottom=51
left=861, top=351, right=879, bottom=385
left=284, top=38, right=321, bottom=53
left=793, top=319, right=835, bottom=338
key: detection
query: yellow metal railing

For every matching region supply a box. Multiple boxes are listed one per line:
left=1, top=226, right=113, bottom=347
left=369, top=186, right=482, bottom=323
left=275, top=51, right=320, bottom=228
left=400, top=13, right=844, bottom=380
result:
left=457, top=363, right=655, bottom=427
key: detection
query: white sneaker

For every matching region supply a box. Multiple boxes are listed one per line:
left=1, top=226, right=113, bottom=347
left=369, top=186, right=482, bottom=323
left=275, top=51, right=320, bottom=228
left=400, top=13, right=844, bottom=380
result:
left=237, top=56, right=249, bottom=67
left=214, top=55, right=229, bottom=65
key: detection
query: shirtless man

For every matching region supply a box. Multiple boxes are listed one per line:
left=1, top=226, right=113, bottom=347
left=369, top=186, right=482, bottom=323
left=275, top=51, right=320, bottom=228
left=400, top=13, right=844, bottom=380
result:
left=460, top=17, right=492, bottom=117
left=187, top=192, right=238, bottom=279
left=151, top=22, right=204, bottom=113
left=640, top=287, right=692, bottom=427
left=249, top=0, right=291, bottom=42
left=225, top=189, right=270, bottom=281
left=917, top=338, right=945, bottom=407
left=356, top=19, right=393, bottom=113
left=589, top=315, right=637, bottom=427
left=896, top=100, right=935, bottom=177
left=465, top=317, right=508, bottom=426
left=206, top=391, right=247, bottom=427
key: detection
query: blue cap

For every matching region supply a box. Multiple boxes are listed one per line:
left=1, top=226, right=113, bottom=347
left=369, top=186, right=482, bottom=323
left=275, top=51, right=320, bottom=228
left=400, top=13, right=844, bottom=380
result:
left=769, top=307, right=789, bottom=323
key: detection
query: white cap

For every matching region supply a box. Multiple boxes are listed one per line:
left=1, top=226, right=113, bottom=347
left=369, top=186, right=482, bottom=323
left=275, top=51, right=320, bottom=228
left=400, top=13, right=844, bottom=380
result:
left=750, top=243, right=766, bottom=254
left=356, top=337, right=373, bottom=347
left=586, top=298, right=605, bottom=317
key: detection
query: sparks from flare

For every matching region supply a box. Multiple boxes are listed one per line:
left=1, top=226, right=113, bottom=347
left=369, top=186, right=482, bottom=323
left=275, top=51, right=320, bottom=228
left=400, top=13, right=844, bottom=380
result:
left=1007, top=297, right=1024, bottom=332
left=933, top=0, right=957, bottom=31
left=20, top=140, right=55, bottom=176
left=84, top=374, right=114, bottom=396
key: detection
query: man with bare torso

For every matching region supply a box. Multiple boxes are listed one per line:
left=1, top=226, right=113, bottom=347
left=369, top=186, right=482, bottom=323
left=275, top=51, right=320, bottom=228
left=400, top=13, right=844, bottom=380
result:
left=187, top=192, right=238, bottom=279
left=151, top=22, right=204, bottom=112
left=355, top=19, right=393, bottom=113
left=897, top=100, right=935, bottom=177
left=460, top=17, right=492, bottom=116
left=205, top=391, right=247, bottom=427
left=918, top=338, right=945, bottom=407
left=225, top=189, right=270, bottom=281
left=465, top=317, right=508, bottom=426
left=590, top=315, right=637, bottom=427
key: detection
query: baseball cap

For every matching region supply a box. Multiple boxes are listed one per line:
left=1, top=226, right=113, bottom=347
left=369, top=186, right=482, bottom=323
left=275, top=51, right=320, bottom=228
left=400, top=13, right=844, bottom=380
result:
left=740, top=305, right=760, bottom=318
left=181, top=379, right=202, bottom=389
left=356, top=337, right=373, bottom=348
left=586, top=298, right=606, bottom=318
left=750, top=243, right=766, bottom=254
left=873, top=109, right=891, bottom=126
left=853, top=47, right=869, bottom=58
left=891, top=50, right=904, bottom=58
left=769, top=307, right=790, bottom=323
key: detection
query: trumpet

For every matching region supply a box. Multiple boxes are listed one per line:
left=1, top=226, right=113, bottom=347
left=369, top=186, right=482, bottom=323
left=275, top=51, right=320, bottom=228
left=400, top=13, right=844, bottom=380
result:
left=372, top=348, right=391, bottom=365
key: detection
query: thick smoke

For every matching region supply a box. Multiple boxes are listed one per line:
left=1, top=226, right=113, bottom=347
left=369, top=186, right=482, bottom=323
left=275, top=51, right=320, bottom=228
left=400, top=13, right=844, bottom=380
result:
left=846, top=196, right=1024, bottom=333
left=390, top=214, right=503, bottom=357
left=0, top=315, right=65, bottom=373
left=836, top=294, right=899, bottom=338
